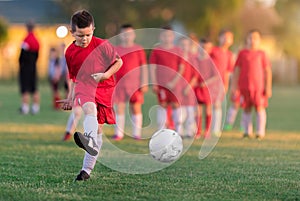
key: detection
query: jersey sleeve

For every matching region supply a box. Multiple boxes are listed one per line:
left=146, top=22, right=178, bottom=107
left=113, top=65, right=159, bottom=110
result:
left=101, top=40, right=120, bottom=71
left=261, top=51, right=270, bottom=69
left=234, top=51, right=243, bottom=70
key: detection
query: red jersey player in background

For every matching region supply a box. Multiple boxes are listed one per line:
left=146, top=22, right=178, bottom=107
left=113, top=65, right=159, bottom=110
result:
left=194, top=38, right=216, bottom=139
left=210, top=29, right=234, bottom=136
left=113, top=24, right=148, bottom=141
left=149, top=26, right=185, bottom=135
left=18, top=20, right=40, bottom=115
left=61, top=10, right=122, bottom=181
left=178, top=36, right=197, bottom=138
left=230, top=29, right=272, bottom=140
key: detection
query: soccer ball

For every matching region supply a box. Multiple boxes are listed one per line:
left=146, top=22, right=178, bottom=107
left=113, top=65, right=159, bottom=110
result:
left=149, top=129, right=183, bottom=163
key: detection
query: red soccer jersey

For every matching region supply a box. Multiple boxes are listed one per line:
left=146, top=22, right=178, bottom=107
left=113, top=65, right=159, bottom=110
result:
left=65, top=36, right=119, bottom=106
left=210, top=46, right=233, bottom=83
left=22, top=32, right=39, bottom=52
left=235, top=49, right=270, bottom=91
left=149, top=45, right=184, bottom=86
left=115, top=44, right=147, bottom=87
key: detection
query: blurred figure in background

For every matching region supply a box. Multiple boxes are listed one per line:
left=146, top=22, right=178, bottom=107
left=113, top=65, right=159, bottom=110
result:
left=18, top=20, right=40, bottom=114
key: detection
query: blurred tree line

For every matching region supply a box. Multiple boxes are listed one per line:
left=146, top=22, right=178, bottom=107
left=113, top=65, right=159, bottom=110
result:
left=58, top=0, right=243, bottom=42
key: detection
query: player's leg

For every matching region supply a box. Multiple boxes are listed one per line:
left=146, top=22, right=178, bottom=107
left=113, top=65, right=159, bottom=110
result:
left=224, top=102, right=239, bottom=131
left=211, top=101, right=222, bottom=136
left=195, top=103, right=203, bottom=139
left=20, top=92, right=30, bottom=114
left=204, top=103, right=212, bottom=138
left=130, top=102, right=143, bottom=140
left=76, top=123, right=103, bottom=181
left=241, top=107, right=253, bottom=138
left=74, top=101, right=99, bottom=156
left=183, top=105, right=195, bottom=138
left=113, top=102, right=126, bottom=140
left=171, top=102, right=184, bottom=136
left=63, top=106, right=82, bottom=141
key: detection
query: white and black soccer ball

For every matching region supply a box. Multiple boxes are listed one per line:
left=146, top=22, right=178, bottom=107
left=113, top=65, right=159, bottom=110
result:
left=149, top=129, right=183, bottom=163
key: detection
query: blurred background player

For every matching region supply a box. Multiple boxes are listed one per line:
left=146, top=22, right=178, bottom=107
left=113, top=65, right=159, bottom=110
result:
left=18, top=20, right=40, bottom=114
left=149, top=26, right=185, bottom=135
left=61, top=10, right=122, bottom=181
left=178, top=36, right=197, bottom=138
left=48, top=45, right=69, bottom=110
left=230, top=29, right=272, bottom=140
left=113, top=24, right=148, bottom=141
left=210, top=29, right=234, bottom=136
left=194, top=38, right=215, bottom=139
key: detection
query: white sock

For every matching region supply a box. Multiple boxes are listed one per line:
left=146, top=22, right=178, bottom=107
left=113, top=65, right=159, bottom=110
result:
left=115, top=114, right=125, bottom=138
left=242, top=111, right=253, bottom=135
left=157, top=106, right=167, bottom=130
left=32, top=103, right=40, bottom=114
left=22, top=103, right=29, bottom=114
left=83, top=115, right=98, bottom=140
left=256, top=109, right=266, bottom=137
left=132, top=114, right=142, bottom=138
left=82, top=133, right=103, bottom=175
left=184, top=106, right=195, bottom=136
left=172, top=107, right=183, bottom=135
left=66, top=112, right=75, bottom=133
left=212, top=108, right=222, bottom=134
left=226, top=105, right=238, bottom=125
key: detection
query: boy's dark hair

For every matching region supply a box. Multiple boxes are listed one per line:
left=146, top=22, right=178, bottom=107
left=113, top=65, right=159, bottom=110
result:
left=70, top=10, right=94, bottom=32
left=120, top=23, right=133, bottom=30
left=218, top=28, right=232, bottom=37
left=200, top=37, right=212, bottom=44
left=26, top=20, right=35, bottom=32
left=161, top=25, right=173, bottom=31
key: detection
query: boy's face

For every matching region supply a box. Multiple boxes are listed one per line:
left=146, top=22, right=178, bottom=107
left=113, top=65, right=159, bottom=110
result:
left=160, top=30, right=175, bottom=45
left=119, top=27, right=136, bottom=44
left=200, top=42, right=213, bottom=54
left=219, top=32, right=233, bottom=47
left=178, top=38, right=190, bottom=53
left=247, top=32, right=261, bottom=49
left=72, top=24, right=94, bottom=48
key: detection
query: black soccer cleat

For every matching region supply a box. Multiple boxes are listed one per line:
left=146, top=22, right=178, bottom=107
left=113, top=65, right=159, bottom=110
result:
left=74, top=132, right=98, bottom=156
left=75, top=170, right=90, bottom=181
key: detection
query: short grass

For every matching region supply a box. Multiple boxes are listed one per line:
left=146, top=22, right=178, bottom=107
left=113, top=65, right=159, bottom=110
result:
left=0, top=82, right=299, bottom=201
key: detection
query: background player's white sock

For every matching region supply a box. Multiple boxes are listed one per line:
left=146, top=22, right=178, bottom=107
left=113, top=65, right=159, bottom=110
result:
left=66, top=112, right=80, bottom=134
left=83, top=115, right=98, bottom=140
left=184, top=106, right=195, bottom=137
left=115, top=114, right=125, bottom=138
left=256, top=109, right=266, bottom=137
left=31, top=103, right=40, bottom=114
left=132, top=114, right=142, bottom=138
left=21, top=103, right=29, bottom=114
left=172, top=107, right=183, bottom=135
left=212, top=108, right=222, bottom=134
left=82, top=133, right=103, bottom=175
left=242, top=111, right=253, bottom=135
left=157, top=106, right=167, bottom=130
left=226, top=105, right=238, bottom=125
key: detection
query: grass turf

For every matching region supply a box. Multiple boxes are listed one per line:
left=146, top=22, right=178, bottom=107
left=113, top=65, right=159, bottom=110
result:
left=0, top=82, right=299, bottom=201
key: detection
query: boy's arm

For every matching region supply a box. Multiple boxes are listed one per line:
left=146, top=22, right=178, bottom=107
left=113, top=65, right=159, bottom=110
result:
left=167, top=63, right=185, bottom=89
left=230, top=67, right=240, bottom=97
left=265, top=66, right=272, bottom=98
left=149, top=64, right=158, bottom=93
left=91, top=58, right=123, bottom=82
left=140, top=64, right=149, bottom=92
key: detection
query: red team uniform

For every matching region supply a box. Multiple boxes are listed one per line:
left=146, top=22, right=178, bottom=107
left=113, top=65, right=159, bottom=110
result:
left=114, top=44, right=147, bottom=104
left=65, top=36, right=119, bottom=124
left=210, top=46, right=233, bottom=99
left=149, top=46, right=184, bottom=104
left=235, top=49, right=270, bottom=108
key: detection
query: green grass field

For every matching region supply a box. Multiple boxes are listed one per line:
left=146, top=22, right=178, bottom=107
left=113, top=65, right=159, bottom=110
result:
left=0, top=82, right=299, bottom=201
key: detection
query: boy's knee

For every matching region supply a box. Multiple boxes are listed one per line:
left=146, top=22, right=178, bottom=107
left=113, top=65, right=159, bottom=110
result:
left=82, top=102, right=97, bottom=116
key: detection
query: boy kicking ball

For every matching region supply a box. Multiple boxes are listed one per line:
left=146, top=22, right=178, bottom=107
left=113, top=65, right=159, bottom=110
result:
left=60, top=10, right=122, bottom=181
left=230, top=29, right=272, bottom=140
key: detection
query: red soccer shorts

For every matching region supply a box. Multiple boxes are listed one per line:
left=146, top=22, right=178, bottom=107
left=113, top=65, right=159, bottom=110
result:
left=240, top=89, right=268, bottom=109
left=114, top=85, right=144, bottom=104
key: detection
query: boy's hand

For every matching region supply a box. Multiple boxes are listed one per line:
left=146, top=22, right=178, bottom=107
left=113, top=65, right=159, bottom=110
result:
left=91, top=73, right=107, bottom=82
left=56, top=99, right=73, bottom=110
